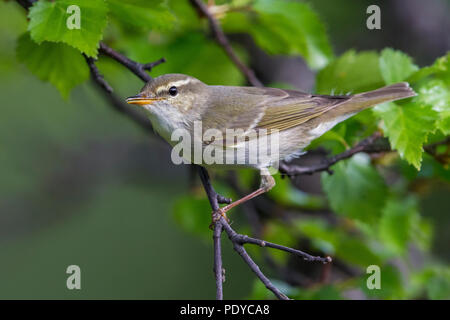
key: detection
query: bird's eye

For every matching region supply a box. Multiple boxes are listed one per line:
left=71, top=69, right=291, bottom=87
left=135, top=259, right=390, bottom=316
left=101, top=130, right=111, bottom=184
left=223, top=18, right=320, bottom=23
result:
left=169, top=86, right=178, bottom=96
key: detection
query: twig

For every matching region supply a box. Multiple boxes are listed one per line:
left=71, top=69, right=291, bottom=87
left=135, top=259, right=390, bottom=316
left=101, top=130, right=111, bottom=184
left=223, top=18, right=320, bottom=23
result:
left=279, top=132, right=389, bottom=176
left=195, top=165, right=331, bottom=300
left=83, top=55, right=156, bottom=135
left=189, top=0, right=263, bottom=87
left=99, top=42, right=165, bottom=83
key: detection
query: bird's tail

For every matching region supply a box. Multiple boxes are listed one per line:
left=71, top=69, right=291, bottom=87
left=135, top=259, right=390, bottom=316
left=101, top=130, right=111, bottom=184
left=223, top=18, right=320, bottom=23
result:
left=329, top=82, right=417, bottom=117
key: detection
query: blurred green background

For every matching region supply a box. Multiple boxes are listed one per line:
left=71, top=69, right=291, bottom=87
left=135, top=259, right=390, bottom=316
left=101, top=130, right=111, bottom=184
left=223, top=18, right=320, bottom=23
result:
left=0, top=0, right=449, bottom=299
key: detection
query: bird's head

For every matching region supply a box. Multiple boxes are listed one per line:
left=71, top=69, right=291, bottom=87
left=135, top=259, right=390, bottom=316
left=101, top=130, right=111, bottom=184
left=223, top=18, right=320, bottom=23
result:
left=126, top=73, right=208, bottom=113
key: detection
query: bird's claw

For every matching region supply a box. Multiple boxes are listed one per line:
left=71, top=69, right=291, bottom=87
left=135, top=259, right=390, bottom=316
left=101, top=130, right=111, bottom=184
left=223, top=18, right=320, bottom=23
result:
left=209, top=208, right=229, bottom=229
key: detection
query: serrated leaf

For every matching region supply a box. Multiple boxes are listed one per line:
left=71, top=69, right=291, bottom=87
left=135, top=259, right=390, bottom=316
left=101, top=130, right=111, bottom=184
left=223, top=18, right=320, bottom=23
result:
left=408, top=53, right=450, bottom=85
left=418, top=79, right=450, bottom=135
left=223, top=0, right=333, bottom=69
left=28, top=0, right=108, bottom=57
left=107, top=0, right=175, bottom=31
left=16, top=33, right=89, bottom=98
left=373, top=102, right=438, bottom=169
left=316, top=50, right=384, bottom=94
left=321, top=153, right=387, bottom=224
left=379, top=48, right=419, bottom=84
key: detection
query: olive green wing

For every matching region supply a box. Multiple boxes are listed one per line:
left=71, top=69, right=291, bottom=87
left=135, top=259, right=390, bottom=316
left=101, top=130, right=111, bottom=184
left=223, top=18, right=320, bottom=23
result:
left=255, top=90, right=350, bottom=131
left=200, top=86, right=283, bottom=133
left=200, top=86, right=349, bottom=146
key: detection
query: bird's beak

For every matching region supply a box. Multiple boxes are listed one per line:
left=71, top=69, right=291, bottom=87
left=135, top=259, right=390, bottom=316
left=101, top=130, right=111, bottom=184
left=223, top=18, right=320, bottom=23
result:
left=126, top=94, right=164, bottom=105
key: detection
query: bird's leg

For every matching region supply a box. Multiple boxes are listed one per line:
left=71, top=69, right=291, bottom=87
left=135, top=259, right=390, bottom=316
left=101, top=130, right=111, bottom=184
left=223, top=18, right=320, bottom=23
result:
left=212, top=169, right=275, bottom=223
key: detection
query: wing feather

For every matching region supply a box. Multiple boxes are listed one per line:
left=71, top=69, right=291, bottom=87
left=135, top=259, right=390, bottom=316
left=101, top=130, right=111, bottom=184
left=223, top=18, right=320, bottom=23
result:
left=199, top=86, right=350, bottom=146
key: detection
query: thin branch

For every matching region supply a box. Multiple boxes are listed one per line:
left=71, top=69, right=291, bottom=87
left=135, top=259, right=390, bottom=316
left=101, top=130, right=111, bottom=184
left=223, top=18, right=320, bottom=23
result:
left=213, top=222, right=224, bottom=300
left=195, top=165, right=331, bottom=300
left=99, top=42, right=165, bottom=83
left=225, top=227, right=332, bottom=264
left=189, top=0, right=263, bottom=87
left=83, top=55, right=156, bottom=135
left=279, top=132, right=389, bottom=176
left=16, top=0, right=36, bottom=10
left=221, top=217, right=289, bottom=300
left=196, top=165, right=224, bottom=300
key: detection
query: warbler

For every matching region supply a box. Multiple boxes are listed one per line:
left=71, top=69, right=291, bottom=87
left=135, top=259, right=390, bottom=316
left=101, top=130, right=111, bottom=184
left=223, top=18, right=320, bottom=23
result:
left=127, top=74, right=416, bottom=216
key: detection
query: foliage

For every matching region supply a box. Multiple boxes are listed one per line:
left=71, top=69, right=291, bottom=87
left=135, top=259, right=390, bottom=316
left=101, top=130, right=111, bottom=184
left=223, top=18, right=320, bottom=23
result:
left=7, top=0, right=450, bottom=300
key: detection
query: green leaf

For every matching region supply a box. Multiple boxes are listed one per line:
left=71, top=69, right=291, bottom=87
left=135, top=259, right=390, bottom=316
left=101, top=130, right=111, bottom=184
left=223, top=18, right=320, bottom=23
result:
left=379, top=197, right=417, bottom=254
left=373, top=102, right=438, bottom=169
left=16, top=33, right=89, bottom=98
left=379, top=48, right=419, bottom=84
left=107, top=0, right=175, bottom=31
left=407, top=53, right=450, bottom=85
left=224, top=0, right=333, bottom=69
left=28, top=0, right=108, bottom=57
left=418, top=79, right=450, bottom=135
left=316, top=50, right=384, bottom=94
left=321, top=153, right=387, bottom=224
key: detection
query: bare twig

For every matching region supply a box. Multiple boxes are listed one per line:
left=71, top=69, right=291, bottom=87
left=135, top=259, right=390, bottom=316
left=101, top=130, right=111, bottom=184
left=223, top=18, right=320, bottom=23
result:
left=189, top=0, right=263, bottom=87
left=279, top=132, right=389, bottom=176
left=83, top=55, right=156, bottom=135
left=99, top=42, right=165, bottom=83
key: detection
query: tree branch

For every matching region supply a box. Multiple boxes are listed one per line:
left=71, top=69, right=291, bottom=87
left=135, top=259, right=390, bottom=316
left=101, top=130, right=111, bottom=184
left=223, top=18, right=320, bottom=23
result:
left=189, top=0, right=263, bottom=87
left=279, top=132, right=389, bottom=176
left=83, top=55, right=156, bottom=135
left=98, top=42, right=165, bottom=83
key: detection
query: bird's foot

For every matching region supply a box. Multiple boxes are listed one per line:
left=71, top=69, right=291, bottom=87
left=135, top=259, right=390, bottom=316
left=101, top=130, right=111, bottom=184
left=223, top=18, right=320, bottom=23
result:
left=209, top=207, right=230, bottom=230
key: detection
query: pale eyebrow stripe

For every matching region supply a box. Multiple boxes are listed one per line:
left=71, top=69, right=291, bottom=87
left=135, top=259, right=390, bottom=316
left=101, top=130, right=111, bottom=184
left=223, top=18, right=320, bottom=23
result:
left=155, top=78, right=199, bottom=95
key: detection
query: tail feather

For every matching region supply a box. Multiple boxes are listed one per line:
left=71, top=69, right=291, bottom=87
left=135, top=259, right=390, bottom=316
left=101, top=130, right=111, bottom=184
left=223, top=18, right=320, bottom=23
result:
left=352, top=82, right=417, bottom=109
left=329, top=82, right=417, bottom=117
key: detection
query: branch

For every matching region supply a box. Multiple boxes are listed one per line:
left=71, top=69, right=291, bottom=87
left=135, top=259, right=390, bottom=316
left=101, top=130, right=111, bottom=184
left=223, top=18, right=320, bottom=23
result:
left=99, top=42, right=165, bottom=83
left=83, top=55, right=156, bottom=135
left=189, top=0, right=263, bottom=87
left=279, top=132, right=388, bottom=176
left=195, top=165, right=331, bottom=300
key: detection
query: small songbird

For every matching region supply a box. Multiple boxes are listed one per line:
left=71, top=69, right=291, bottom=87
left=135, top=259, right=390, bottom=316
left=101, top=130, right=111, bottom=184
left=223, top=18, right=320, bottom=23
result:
left=127, top=74, right=416, bottom=218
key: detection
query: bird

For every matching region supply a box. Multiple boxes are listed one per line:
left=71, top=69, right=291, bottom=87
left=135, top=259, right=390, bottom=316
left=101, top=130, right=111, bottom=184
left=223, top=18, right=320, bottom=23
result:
left=126, top=73, right=416, bottom=219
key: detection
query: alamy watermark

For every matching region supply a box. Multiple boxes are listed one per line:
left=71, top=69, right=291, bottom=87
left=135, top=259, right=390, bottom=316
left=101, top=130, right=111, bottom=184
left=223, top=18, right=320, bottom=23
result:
left=366, top=5, right=381, bottom=30
left=66, top=5, right=81, bottom=30
left=366, top=265, right=381, bottom=290
left=66, top=265, right=81, bottom=290
left=170, top=121, right=280, bottom=171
